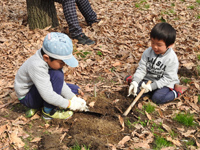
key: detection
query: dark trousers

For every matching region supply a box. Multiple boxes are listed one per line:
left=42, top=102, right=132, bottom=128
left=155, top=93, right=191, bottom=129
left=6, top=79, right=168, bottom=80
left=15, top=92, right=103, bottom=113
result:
left=55, top=0, right=97, bottom=37
left=20, top=69, right=80, bottom=109
left=137, top=80, right=177, bottom=104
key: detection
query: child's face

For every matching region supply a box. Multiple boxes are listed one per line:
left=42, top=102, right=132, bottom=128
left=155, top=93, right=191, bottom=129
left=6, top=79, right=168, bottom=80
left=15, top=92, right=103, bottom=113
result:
left=151, top=38, right=169, bottom=55
left=44, top=56, right=65, bottom=70
left=47, top=59, right=65, bottom=70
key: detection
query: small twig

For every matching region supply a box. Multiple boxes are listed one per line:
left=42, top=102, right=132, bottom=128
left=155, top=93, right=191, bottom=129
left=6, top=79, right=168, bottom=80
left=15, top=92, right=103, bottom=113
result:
left=94, top=84, right=96, bottom=97
left=0, top=145, right=9, bottom=150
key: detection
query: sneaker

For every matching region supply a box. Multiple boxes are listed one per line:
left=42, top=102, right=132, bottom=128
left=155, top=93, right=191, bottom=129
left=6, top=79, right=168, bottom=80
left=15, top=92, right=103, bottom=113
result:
left=87, top=19, right=101, bottom=26
left=42, top=108, right=73, bottom=120
left=124, top=75, right=132, bottom=85
left=174, top=84, right=188, bottom=96
left=73, top=33, right=95, bottom=45
left=25, top=108, right=38, bottom=118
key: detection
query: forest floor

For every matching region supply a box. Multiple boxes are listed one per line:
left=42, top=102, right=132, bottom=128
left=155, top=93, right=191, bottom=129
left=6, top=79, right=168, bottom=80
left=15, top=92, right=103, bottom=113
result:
left=0, top=0, right=200, bottom=150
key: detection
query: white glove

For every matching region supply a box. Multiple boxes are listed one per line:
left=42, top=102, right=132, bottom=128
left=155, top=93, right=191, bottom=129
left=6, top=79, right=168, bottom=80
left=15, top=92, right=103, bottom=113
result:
left=68, top=96, right=89, bottom=111
left=128, top=81, right=138, bottom=97
left=141, top=82, right=152, bottom=93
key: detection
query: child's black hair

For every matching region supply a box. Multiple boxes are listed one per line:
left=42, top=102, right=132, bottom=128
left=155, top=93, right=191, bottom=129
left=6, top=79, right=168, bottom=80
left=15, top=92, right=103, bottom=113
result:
left=150, top=22, right=176, bottom=47
left=41, top=48, right=56, bottom=61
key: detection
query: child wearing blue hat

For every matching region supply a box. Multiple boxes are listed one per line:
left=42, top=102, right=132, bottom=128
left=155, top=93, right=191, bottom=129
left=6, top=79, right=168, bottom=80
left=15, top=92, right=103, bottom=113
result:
left=14, top=32, right=88, bottom=120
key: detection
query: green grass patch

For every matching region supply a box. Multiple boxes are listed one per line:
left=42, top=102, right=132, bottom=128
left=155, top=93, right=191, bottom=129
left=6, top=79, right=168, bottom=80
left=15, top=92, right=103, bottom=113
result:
left=181, top=78, right=191, bottom=84
left=153, top=135, right=172, bottom=150
left=196, top=0, right=200, bottom=4
left=76, top=51, right=90, bottom=58
left=174, top=17, right=180, bottom=20
left=169, top=130, right=177, bottom=138
left=169, top=9, right=175, bottom=14
left=125, top=116, right=148, bottom=128
left=185, top=139, right=196, bottom=147
left=198, top=95, right=200, bottom=102
left=135, top=0, right=149, bottom=9
left=197, top=65, right=200, bottom=75
left=125, top=119, right=133, bottom=128
left=144, top=4, right=150, bottom=9
left=110, top=67, right=116, bottom=72
left=174, top=112, right=194, bottom=127
left=137, top=117, right=148, bottom=127
left=188, top=5, right=195, bottom=9
left=96, top=51, right=103, bottom=56
left=151, top=122, right=164, bottom=133
left=197, top=15, right=200, bottom=19
left=143, top=102, right=155, bottom=113
left=171, top=3, right=175, bottom=6
left=135, top=3, right=140, bottom=8
left=136, top=108, right=145, bottom=115
left=160, top=17, right=166, bottom=22
left=71, top=143, right=90, bottom=150
left=197, top=54, right=200, bottom=60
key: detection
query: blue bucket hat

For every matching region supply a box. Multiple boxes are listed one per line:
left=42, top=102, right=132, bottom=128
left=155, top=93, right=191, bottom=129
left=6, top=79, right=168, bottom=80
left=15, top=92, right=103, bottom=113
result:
left=42, top=32, right=78, bottom=67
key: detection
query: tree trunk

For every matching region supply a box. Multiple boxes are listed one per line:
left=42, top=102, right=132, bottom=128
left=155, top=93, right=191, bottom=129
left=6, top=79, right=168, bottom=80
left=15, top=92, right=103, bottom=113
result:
left=26, top=0, right=59, bottom=29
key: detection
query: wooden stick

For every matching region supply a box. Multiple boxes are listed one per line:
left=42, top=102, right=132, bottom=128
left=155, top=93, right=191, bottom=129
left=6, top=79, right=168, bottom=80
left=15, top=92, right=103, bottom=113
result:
left=123, top=80, right=152, bottom=116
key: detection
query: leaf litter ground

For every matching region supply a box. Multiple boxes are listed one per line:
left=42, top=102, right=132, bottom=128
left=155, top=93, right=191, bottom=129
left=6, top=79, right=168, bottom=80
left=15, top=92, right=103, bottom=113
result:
left=0, top=0, right=200, bottom=149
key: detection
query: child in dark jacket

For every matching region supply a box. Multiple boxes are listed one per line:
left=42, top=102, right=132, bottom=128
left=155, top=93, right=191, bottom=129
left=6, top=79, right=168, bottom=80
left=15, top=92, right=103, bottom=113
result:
left=126, top=22, right=187, bottom=104
left=14, top=32, right=88, bottom=119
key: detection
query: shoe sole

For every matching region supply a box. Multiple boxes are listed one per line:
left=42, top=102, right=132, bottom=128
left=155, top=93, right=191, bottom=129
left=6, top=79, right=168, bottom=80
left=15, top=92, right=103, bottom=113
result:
left=42, top=115, right=73, bottom=120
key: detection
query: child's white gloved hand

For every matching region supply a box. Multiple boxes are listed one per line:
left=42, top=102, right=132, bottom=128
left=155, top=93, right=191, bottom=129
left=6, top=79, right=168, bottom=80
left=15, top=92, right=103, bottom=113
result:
left=128, top=81, right=138, bottom=97
left=68, top=96, right=89, bottom=112
left=141, top=82, right=152, bottom=93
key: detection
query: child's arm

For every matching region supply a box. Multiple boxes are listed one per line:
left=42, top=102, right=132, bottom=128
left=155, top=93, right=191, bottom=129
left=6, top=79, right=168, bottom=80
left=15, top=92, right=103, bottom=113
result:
left=61, top=82, right=76, bottom=99
left=132, top=48, right=150, bottom=83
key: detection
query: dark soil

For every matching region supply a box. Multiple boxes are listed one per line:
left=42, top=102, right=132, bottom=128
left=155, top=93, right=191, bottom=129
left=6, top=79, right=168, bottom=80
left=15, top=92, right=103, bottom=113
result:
left=2, top=84, right=199, bottom=150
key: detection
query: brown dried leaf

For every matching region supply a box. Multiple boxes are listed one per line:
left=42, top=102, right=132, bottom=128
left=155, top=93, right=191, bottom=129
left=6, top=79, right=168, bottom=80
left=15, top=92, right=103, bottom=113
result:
left=118, top=115, right=124, bottom=131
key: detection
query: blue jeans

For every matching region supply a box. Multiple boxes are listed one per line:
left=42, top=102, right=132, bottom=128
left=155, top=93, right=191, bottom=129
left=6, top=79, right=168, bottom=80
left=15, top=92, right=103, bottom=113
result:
left=137, top=80, right=177, bottom=104
left=20, top=69, right=80, bottom=109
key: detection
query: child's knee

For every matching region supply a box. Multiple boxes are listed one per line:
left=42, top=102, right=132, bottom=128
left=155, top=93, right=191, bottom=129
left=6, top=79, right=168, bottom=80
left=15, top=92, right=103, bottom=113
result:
left=49, top=69, right=64, bottom=81
left=152, top=94, right=164, bottom=104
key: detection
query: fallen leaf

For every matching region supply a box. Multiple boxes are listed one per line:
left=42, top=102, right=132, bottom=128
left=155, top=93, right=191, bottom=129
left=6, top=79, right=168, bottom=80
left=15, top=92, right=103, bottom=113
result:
left=118, top=115, right=124, bottom=131
left=113, top=62, right=121, bottom=67
left=131, top=142, right=150, bottom=149
left=166, top=136, right=181, bottom=146
left=145, top=111, right=152, bottom=120
left=162, top=124, right=172, bottom=133
left=30, top=137, right=41, bottom=143
left=60, top=132, right=67, bottom=143
left=117, top=136, right=131, bottom=147
left=89, top=101, right=95, bottom=107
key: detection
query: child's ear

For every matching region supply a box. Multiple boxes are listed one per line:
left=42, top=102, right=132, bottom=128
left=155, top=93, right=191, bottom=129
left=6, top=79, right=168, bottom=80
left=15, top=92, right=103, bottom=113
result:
left=43, top=54, right=49, bottom=62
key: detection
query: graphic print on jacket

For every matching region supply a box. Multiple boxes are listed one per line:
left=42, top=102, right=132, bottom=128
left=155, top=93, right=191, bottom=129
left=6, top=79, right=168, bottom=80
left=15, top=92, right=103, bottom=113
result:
left=146, top=55, right=167, bottom=80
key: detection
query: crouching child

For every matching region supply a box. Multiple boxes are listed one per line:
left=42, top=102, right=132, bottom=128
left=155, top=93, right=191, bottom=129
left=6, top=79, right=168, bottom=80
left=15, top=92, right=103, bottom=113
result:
left=14, top=32, right=88, bottom=119
left=126, top=23, right=188, bottom=104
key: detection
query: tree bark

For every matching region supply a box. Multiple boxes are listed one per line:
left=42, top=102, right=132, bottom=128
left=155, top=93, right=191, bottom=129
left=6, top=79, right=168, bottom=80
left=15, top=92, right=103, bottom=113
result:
left=26, top=0, right=59, bottom=29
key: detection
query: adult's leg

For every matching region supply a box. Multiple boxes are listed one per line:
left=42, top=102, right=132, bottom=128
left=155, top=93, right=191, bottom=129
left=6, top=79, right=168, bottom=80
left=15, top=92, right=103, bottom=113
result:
left=151, top=87, right=177, bottom=104
left=61, top=0, right=83, bottom=38
left=76, top=0, right=97, bottom=24
left=55, top=0, right=95, bottom=45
